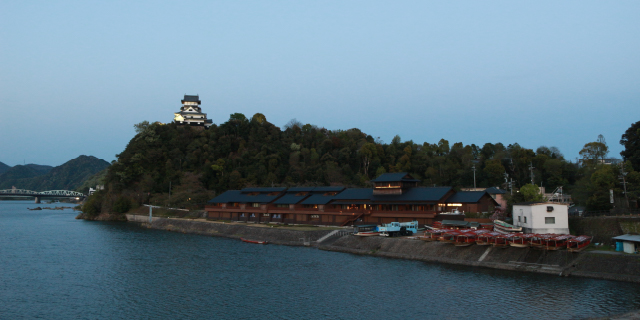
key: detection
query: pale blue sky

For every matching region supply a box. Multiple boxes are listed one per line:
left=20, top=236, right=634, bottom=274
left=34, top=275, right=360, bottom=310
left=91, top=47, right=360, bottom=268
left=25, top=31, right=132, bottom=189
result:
left=1, top=1, right=639, bottom=166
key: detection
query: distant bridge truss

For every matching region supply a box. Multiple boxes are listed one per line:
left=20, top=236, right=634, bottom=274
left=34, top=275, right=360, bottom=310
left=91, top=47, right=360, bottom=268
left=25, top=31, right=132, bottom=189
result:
left=0, top=189, right=85, bottom=197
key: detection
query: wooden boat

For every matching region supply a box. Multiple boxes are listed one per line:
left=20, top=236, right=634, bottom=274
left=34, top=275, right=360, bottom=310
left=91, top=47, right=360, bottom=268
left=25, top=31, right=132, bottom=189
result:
left=543, top=235, right=574, bottom=250
left=353, top=225, right=380, bottom=236
left=476, top=232, right=501, bottom=245
left=423, top=229, right=451, bottom=241
left=567, top=235, right=592, bottom=252
left=493, top=220, right=522, bottom=233
left=493, top=233, right=517, bottom=248
left=453, top=232, right=477, bottom=247
left=530, top=234, right=553, bottom=248
left=509, top=233, right=537, bottom=248
left=440, top=230, right=463, bottom=243
left=240, top=238, right=268, bottom=244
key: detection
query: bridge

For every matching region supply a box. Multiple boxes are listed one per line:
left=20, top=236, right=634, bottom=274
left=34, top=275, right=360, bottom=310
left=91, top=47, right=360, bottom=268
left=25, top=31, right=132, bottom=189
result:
left=0, top=189, right=85, bottom=203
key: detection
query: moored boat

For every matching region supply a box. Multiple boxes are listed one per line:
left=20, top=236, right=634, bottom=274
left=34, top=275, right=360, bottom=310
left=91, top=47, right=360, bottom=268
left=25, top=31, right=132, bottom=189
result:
left=353, top=225, right=380, bottom=237
left=493, top=220, right=522, bottom=234
left=530, top=234, right=554, bottom=248
left=544, top=235, right=574, bottom=250
left=240, top=238, right=268, bottom=244
left=440, top=230, right=463, bottom=243
left=453, top=232, right=477, bottom=247
left=476, top=232, right=501, bottom=245
left=493, top=233, right=516, bottom=248
left=567, top=235, right=592, bottom=252
left=509, top=233, right=537, bottom=248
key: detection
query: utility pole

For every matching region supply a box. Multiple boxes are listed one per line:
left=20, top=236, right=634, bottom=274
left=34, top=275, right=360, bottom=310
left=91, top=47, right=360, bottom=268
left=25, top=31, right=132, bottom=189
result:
left=620, top=164, right=629, bottom=208
left=529, top=162, right=535, bottom=185
left=472, top=165, right=476, bottom=189
left=169, top=181, right=172, bottom=207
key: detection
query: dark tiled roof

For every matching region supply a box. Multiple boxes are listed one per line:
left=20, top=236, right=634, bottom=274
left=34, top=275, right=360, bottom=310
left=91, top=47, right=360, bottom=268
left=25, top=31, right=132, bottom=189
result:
left=371, top=172, right=420, bottom=182
left=446, top=191, right=487, bottom=203
left=332, top=201, right=370, bottom=205
left=312, top=186, right=345, bottom=192
left=286, top=187, right=316, bottom=192
left=273, top=194, right=309, bottom=205
left=370, top=187, right=452, bottom=202
left=182, top=95, right=200, bottom=102
left=485, top=187, right=506, bottom=194
left=286, top=186, right=345, bottom=193
left=208, top=189, right=284, bottom=204
left=332, top=188, right=373, bottom=200
left=241, top=187, right=287, bottom=193
left=300, top=194, right=336, bottom=205
left=208, top=190, right=241, bottom=203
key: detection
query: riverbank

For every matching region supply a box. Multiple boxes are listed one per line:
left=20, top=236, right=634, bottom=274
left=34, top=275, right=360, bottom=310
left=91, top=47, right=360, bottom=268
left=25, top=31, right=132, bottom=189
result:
left=126, top=215, right=640, bottom=284
left=126, top=214, right=342, bottom=246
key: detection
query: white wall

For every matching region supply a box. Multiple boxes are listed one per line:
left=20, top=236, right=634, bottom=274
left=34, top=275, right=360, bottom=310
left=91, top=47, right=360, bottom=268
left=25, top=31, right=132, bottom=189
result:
left=513, top=203, right=569, bottom=234
left=623, top=241, right=637, bottom=254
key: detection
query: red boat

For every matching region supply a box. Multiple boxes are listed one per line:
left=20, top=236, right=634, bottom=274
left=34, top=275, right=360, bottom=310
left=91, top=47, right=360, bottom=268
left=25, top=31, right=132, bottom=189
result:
left=453, top=232, right=477, bottom=247
left=423, top=229, right=452, bottom=241
left=530, top=234, right=554, bottom=248
left=493, top=233, right=517, bottom=248
left=440, top=230, right=463, bottom=243
left=543, top=235, right=574, bottom=250
left=567, top=235, right=592, bottom=252
left=509, top=233, right=537, bottom=248
left=476, top=232, right=501, bottom=246
left=240, top=238, right=269, bottom=244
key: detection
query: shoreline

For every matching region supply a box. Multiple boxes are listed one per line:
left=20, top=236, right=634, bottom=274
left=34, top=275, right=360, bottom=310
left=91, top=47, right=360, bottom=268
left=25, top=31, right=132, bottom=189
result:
left=123, top=214, right=640, bottom=285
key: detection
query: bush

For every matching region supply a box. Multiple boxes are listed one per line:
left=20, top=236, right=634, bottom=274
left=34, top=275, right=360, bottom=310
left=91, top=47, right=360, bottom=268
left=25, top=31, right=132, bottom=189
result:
left=112, top=196, right=132, bottom=214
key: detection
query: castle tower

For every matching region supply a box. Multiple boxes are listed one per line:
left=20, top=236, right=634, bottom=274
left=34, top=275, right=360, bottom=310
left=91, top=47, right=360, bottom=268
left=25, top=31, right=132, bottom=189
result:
left=173, top=95, right=213, bottom=128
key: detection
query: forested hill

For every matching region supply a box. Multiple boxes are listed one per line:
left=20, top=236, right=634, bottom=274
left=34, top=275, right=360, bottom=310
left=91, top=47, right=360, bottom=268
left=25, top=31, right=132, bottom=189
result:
left=0, top=155, right=109, bottom=191
left=0, top=161, right=11, bottom=174
left=98, top=114, right=610, bottom=210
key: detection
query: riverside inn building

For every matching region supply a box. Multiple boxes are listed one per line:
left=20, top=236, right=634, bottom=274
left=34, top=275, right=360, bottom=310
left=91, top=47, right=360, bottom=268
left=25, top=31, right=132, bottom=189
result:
left=205, top=173, right=498, bottom=226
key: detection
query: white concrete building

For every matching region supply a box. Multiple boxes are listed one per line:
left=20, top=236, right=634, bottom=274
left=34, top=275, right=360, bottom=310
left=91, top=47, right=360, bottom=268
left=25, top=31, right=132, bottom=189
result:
left=512, top=202, right=569, bottom=234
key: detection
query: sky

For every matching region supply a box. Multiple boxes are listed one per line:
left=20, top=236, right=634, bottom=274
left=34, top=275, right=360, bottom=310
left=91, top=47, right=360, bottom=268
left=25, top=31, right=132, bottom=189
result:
left=1, top=1, right=639, bottom=167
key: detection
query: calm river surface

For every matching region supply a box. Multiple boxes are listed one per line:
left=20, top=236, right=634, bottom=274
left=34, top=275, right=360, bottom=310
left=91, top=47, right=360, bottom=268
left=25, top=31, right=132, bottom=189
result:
left=1, top=200, right=639, bottom=319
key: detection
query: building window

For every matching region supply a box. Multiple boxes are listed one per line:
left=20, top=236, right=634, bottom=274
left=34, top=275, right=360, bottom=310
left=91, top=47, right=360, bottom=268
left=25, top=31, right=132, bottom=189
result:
left=391, top=205, right=399, bottom=211
left=545, top=217, right=555, bottom=224
left=524, top=216, right=527, bottom=224
left=518, top=216, right=521, bottom=222
left=276, top=204, right=288, bottom=208
left=310, top=214, right=319, bottom=219
left=262, top=213, right=270, bottom=217
left=240, top=213, right=245, bottom=217
left=252, top=203, right=260, bottom=207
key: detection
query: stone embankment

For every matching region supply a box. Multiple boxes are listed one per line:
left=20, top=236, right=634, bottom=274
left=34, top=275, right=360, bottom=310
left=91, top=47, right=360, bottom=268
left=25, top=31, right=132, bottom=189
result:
left=126, top=215, right=339, bottom=246
left=125, top=215, right=640, bottom=284
left=319, top=236, right=640, bottom=283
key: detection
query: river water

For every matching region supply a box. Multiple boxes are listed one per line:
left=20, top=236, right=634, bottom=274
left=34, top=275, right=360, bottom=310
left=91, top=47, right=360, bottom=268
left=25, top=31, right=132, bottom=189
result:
left=1, top=200, right=639, bottom=319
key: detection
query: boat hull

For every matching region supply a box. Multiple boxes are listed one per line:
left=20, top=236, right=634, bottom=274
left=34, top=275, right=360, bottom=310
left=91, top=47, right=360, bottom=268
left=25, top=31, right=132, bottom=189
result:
left=240, top=238, right=268, bottom=244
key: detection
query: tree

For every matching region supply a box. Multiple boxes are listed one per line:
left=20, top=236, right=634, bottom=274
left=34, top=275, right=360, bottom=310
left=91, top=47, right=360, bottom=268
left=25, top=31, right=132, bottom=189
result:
left=620, top=121, right=640, bottom=171
left=358, top=142, right=377, bottom=178
left=251, top=113, right=267, bottom=124
left=579, top=135, right=609, bottom=167
left=520, top=184, right=544, bottom=202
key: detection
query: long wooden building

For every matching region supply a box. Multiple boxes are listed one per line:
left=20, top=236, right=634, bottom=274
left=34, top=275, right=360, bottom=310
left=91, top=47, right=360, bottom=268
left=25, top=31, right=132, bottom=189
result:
left=205, top=173, right=498, bottom=226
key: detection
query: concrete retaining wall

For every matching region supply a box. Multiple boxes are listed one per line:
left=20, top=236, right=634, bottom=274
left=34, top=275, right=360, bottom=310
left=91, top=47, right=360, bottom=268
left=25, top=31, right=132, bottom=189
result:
left=126, top=215, right=336, bottom=246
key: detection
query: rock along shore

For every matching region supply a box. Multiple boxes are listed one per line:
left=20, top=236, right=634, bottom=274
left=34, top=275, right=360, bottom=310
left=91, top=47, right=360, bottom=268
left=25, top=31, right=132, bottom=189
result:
left=125, top=214, right=640, bottom=284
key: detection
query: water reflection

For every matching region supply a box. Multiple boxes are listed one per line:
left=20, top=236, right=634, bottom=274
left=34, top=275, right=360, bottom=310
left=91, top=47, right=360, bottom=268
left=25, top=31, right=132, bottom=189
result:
left=1, top=201, right=639, bottom=319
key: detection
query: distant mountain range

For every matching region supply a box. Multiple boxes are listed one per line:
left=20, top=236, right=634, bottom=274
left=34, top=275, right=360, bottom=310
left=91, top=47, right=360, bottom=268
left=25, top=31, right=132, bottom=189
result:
left=0, top=156, right=110, bottom=191
left=0, top=161, right=11, bottom=175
